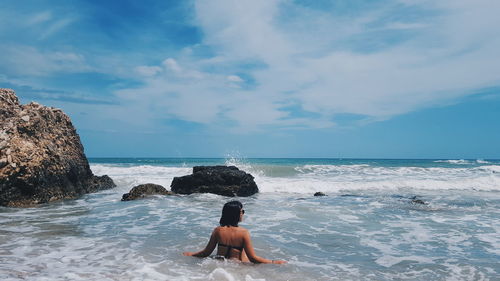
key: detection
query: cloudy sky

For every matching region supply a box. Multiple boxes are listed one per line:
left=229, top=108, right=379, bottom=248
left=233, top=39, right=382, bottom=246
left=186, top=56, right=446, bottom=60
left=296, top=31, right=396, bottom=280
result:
left=1, top=0, right=499, bottom=158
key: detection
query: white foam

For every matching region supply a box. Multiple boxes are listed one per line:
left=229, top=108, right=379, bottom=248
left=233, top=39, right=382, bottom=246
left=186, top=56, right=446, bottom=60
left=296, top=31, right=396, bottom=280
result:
left=245, top=275, right=266, bottom=281
left=444, top=263, right=489, bottom=281
left=376, top=255, right=434, bottom=268
left=481, top=165, right=500, bottom=173
left=259, top=164, right=500, bottom=193
left=393, top=221, right=433, bottom=243
left=91, top=164, right=191, bottom=190
left=337, top=214, right=362, bottom=224
left=208, top=268, right=236, bottom=281
left=90, top=163, right=500, bottom=194
left=1, top=187, right=498, bottom=280
left=476, top=232, right=500, bottom=255
left=434, top=159, right=472, bottom=164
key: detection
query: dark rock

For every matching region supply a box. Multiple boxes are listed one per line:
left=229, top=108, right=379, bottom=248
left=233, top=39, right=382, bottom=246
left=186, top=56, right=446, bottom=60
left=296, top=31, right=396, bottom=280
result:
left=409, top=196, right=427, bottom=205
left=122, top=183, right=172, bottom=201
left=314, top=192, right=327, bottom=196
left=0, top=89, right=116, bottom=207
left=411, top=199, right=427, bottom=205
left=171, top=165, right=258, bottom=197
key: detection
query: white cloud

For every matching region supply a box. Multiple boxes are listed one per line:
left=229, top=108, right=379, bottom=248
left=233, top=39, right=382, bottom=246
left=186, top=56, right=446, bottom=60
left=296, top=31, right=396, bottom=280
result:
left=115, top=0, right=500, bottom=131
left=226, top=75, right=243, bottom=83
left=195, top=0, right=290, bottom=63
left=162, top=58, right=182, bottom=74
left=0, top=45, right=90, bottom=76
left=135, top=65, right=163, bottom=77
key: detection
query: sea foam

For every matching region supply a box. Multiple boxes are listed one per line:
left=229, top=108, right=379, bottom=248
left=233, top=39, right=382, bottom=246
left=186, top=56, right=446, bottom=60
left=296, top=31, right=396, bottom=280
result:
left=90, top=162, right=500, bottom=194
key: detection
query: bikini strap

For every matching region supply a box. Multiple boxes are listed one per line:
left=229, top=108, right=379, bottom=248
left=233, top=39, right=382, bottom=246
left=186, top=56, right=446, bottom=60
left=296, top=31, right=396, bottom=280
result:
left=225, top=245, right=232, bottom=258
left=218, top=243, right=242, bottom=258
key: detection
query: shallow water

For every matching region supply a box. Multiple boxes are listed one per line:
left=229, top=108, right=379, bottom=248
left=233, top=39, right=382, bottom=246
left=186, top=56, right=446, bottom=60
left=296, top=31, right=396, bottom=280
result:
left=1, top=159, right=499, bottom=280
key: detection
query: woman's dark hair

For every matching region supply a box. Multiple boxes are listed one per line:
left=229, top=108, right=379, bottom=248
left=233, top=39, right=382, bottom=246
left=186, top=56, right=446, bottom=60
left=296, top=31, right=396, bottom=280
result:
left=219, top=200, right=243, bottom=227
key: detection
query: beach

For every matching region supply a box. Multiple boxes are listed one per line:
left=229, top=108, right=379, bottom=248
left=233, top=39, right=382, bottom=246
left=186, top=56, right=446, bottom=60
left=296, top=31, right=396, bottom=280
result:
left=1, top=158, right=499, bottom=280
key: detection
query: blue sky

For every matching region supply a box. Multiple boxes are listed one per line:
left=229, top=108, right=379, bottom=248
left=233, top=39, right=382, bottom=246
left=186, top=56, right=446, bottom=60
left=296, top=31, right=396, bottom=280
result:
left=1, top=0, right=499, bottom=158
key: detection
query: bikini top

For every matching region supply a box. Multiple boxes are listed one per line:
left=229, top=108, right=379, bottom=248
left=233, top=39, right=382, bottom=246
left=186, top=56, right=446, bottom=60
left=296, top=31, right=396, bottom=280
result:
left=218, top=243, right=244, bottom=258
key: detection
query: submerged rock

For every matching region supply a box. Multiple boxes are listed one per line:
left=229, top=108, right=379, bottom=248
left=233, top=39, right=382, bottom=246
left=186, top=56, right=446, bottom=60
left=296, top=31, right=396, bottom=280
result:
left=409, top=196, right=427, bottom=205
left=0, top=89, right=116, bottom=207
left=171, top=166, right=258, bottom=197
left=122, top=183, right=173, bottom=201
left=411, top=199, right=427, bottom=205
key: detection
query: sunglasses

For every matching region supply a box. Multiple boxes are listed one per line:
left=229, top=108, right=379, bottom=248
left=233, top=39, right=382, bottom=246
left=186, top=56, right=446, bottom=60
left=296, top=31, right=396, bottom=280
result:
left=241, top=209, right=245, bottom=214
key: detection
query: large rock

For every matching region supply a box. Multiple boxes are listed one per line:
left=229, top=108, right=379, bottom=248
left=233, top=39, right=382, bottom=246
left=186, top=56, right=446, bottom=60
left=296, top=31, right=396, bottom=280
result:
left=0, top=89, right=116, bottom=207
left=122, top=183, right=173, bottom=201
left=171, top=166, right=259, bottom=197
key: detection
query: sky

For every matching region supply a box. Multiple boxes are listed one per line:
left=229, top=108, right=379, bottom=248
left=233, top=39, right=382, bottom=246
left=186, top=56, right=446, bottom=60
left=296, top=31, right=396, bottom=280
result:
left=1, top=0, right=499, bottom=158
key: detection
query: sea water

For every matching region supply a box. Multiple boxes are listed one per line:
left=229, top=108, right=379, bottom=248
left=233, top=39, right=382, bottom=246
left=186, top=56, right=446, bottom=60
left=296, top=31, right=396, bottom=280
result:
left=1, top=158, right=499, bottom=281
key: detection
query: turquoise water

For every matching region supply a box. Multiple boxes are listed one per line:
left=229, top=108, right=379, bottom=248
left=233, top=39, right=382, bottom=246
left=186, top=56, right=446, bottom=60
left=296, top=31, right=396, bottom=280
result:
left=1, top=158, right=499, bottom=280
left=88, top=157, right=500, bottom=168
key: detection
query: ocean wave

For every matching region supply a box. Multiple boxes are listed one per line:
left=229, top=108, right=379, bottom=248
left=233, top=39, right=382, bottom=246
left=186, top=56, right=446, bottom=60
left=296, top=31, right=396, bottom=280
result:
left=257, top=164, right=500, bottom=193
left=1, top=181, right=499, bottom=280
left=90, top=163, right=500, bottom=194
left=90, top=164, right=191, bottom=190
left=434, top=159, right=472, bottom=164
left=433, top=159, right=493, bottom=165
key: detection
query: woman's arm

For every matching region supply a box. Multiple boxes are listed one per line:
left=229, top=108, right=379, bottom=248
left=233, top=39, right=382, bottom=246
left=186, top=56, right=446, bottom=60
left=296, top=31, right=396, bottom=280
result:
left=183, top=227, right=218, bottom=257
left=242, top=230, right=286, bottom=264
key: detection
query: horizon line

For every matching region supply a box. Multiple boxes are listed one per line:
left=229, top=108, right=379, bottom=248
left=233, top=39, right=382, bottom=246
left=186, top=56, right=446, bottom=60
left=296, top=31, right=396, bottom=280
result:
left=87, top=157, right=500, bottom=160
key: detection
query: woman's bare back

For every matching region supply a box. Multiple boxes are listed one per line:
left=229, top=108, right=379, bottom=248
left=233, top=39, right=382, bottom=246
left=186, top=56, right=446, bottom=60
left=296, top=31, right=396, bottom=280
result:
left=215, top=226, right=249, bottom=262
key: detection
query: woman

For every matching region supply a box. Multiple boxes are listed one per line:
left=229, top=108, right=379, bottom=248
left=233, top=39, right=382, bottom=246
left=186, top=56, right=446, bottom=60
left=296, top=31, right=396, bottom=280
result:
left=183, top=200, right=286, bottom=264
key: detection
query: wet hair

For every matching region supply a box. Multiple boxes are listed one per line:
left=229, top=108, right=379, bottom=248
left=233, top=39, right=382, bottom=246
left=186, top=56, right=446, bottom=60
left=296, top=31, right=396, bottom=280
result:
left=219, top=200, right=243, bottom=227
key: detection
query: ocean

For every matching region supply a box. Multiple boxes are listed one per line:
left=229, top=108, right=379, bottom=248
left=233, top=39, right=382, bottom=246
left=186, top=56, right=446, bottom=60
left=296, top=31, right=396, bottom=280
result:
left=1, top=158, right=499, bottom=281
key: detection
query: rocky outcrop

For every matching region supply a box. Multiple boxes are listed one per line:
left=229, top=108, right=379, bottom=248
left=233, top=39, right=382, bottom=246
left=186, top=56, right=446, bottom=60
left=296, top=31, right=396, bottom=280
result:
left=314, top=192, right=327, bottom=196
left=410, top=196, right=427, bottom=205
left=122, top=183, right=173, bottom=201
left=0, top=89, right=115, bottom=207
left=171, top=166, right=259, bottom=197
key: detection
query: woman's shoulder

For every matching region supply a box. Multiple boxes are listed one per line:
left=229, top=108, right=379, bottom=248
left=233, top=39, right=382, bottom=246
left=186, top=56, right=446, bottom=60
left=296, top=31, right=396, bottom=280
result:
left=216, top=226, right=249, bottom=233
left=236, top=226, right=249, bottom=233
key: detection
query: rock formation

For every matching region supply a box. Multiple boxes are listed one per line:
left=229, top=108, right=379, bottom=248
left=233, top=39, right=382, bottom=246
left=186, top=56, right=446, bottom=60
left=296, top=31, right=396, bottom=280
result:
left=314, top=192, right=327, bottom=196
left=171, top=166, right=259, bottom=197
left=122, top=183, right=173, bottom=201
left=410, top=196, right=427, bottom=205
left=0, top=89, right=115, bottom=207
